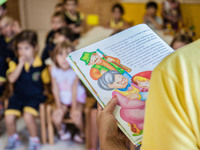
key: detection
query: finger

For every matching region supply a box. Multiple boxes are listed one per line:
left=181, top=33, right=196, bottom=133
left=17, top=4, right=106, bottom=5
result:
left=104, top=96, right=118, bottom=114
left=97, top=103, right=103, bottom=112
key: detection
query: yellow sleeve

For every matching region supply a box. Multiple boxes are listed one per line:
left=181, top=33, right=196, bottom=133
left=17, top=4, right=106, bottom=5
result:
left=141, top=69, right=199, bottom=150
left=0, top=76, right=6, bottom=82
left=6, top=61, right=17, bottom=75
left=41, top=67, right=50, bottom=84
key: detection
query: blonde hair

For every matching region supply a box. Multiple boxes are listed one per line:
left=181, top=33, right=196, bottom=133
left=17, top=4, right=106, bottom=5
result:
left=51, top=41, right=74, bottom=67
left=0, top=16, right=14, bottom=25
left=133, top=76, right=149, bottom=82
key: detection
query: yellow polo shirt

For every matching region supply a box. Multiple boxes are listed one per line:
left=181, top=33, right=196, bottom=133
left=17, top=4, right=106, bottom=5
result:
left=141, top=40, right=200, bottom=150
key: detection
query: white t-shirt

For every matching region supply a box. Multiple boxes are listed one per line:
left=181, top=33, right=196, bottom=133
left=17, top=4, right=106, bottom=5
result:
left=51, top=67, right=86, bottom=105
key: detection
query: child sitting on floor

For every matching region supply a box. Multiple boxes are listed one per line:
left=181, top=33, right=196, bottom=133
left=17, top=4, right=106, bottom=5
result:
left=107, top=3, right=130, bottom=31
left=50, top=41, right=86, bottom=142
left=4, top=30, right=50, bottom=150
left=170, top=33, right=193, bottom=50
left=144, top=1, right=163, bottom=30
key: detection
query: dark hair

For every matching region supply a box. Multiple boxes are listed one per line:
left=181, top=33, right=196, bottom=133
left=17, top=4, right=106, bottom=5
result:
left=51, top=41, right=74, bottom=67
left=146, top=1, right=158, bottom=10
left=170, top=33, right=193, bottom=47
left=0, top=2, right=7, bottom=10
left=14, top=30, right=38, bottom=53
left=63, top=0, right=78, bottom=4
left=54, top=27, right=75, bottom=42
left=52, top=11, right=65, bottom=21
left=55, top=2, right=63, bottom=8
left=112, top=3, right=124, bottom=15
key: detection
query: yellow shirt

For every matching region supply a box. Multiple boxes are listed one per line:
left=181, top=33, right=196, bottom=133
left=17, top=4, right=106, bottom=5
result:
left=141, top=40, right=200, bottom=150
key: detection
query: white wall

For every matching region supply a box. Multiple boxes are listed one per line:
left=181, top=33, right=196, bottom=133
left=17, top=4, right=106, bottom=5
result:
left=19, top=0, right=60, bottom=52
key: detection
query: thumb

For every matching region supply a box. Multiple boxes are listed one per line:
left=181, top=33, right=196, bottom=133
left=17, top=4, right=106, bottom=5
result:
left=105, top=96, right=118, bottom=114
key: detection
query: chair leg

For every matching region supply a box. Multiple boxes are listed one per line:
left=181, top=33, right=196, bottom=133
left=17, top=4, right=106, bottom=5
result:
left=46, top=104, right=54, bottom=145
left=40, top=104, right=47, bottom=144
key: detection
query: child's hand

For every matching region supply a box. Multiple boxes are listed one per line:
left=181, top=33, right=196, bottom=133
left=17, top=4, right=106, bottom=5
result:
left=19, top=57, right=26, bottom=66
left=54, top=108, right=64, bottom=117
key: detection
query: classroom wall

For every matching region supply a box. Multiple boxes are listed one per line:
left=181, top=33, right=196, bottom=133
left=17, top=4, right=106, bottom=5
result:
left=121, top=3, right=200, bottom=39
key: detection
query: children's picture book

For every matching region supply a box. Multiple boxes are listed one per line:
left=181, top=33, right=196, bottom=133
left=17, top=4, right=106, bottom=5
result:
left=66, top=24, right=174, bottom=145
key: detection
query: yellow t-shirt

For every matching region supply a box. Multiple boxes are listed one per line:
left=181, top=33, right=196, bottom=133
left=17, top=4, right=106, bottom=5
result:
left=141, top=40, right=200, bottom=150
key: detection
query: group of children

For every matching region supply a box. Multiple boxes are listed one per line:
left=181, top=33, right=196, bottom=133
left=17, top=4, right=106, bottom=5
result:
left=0, top=0, right=89, bottom=150
left=0, top=0, right=195, bottom=150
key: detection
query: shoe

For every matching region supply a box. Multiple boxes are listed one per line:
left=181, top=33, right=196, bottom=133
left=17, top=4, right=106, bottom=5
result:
left=28, top=139, right=40, bottom=150
left=5, top=136, right=21, bottom=150
left=60, top=131, right=71, bottom=141
left=73, top=134, right=84, bottom=143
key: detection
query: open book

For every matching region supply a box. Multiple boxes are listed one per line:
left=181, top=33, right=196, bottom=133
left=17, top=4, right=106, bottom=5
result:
left=67, top=24, right=174, bottom=145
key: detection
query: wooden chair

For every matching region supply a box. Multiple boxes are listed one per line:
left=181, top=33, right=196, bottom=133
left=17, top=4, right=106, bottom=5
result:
left=46, top=97, right=96, bottom=147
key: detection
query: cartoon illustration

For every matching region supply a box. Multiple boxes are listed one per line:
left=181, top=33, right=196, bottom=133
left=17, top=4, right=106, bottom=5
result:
left=80, top=49, right=132, bottom=81
left=97, top=70, right=149, bottom=134
left=132, top=71, right=151, bottom=92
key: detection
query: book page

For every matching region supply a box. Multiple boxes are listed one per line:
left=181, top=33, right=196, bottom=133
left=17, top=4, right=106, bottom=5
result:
left=67, top=24, right=174, bottom=144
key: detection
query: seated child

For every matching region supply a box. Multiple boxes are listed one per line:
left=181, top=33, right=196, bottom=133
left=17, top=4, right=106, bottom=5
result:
left=45, top=11, right=66, bottom=46
left=161, top=0, right=182, bottom=30
left=144, top=1, right=163, bottom=30
left=42, top=27, right=74, bottom=62
left=63, top=0, right=85, bottom=39
left=4, top=30, right=50, bottom=150
left=50, top=41, right=86, bottom=142
left=0, top=16, right=21, bottom=110
left=170, top=33, right=193, bottom=50
left=107, top=3, right=129, bottom=31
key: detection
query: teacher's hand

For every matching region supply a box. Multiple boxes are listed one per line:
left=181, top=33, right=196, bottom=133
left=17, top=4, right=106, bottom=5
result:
left=97, top=96, right=129, bottom=150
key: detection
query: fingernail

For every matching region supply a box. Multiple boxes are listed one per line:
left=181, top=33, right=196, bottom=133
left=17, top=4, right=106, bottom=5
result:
left=112, top=95, right=116, bottom=98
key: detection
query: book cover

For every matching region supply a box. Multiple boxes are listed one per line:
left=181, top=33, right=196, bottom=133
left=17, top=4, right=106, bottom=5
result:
left=67, top=24, right=174, bottom=144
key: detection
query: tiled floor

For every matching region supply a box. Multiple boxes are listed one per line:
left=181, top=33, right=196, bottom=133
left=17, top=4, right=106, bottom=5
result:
left=0, top=118, right=87, bottom=150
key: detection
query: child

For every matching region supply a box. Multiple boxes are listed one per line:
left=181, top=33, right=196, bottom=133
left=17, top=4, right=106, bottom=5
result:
left=4, top=30, right=50, bottom=150
left=144, top=1, right=163, bottom=30
left=42, top=27, right=74, bottom=62
left=0, top=16, right=20, bottom=111
left=50, top=41, right=86, bottom=142
left=170, top=33, right=193, bottom=50
left=107, top=3, right=129, bottom=31
left=63, top=0, right=84, bottom=39
left=45, top=11, right=66, bottom=45
left=161, top=0, right=182, bottom=30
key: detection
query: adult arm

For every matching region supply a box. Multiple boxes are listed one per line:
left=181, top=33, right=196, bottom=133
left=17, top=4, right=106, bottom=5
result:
left=141, top=69, right=200, bottom=150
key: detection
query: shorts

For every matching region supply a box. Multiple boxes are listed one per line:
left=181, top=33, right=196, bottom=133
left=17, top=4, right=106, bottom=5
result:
left=5, top=93, right=46, bottom=117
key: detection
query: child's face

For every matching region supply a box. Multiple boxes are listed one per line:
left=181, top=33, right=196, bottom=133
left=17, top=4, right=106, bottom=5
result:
left=0, top=20, right=13, bottom=37
left=17, top=41, right=35, bottom=61
left=88, top=53, right=102, bottom=65
left=172, top=41, right=186, bottom=50
left=137, top=80, right=149, bottom=89
left=146, top=7, right=157, bottom=16
left=108, top=74, right=128, bottom=89
left=112, top=8, right=122, bottom=20
left=64, top=0, right=77, bottom=13
left=56, top=48, right=72, bottom=70
left=54, top=33, right=70, bottom=43
left=51, top=16, right=66, bottom=31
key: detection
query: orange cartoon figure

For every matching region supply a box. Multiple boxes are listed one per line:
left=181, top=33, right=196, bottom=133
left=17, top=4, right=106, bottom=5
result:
left=80, top=49, right=132, bottom=81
